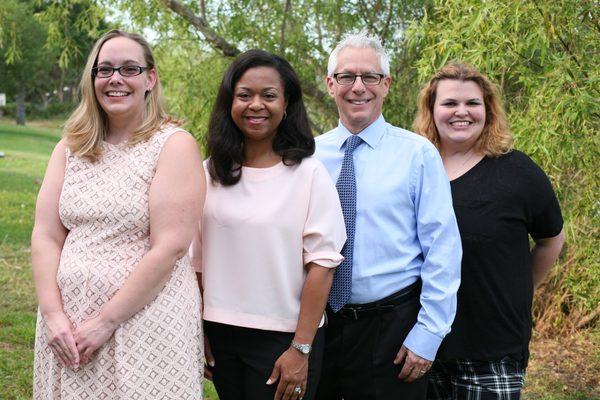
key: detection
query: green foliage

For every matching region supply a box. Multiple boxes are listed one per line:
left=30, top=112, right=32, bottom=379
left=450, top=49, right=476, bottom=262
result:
left=0, top=102, right=75, bottom=120
left=0, top=1, right=55, bottom=97
left=407, top=0, right=599, bottom=330
left=0, top=0, right=107, bottom=124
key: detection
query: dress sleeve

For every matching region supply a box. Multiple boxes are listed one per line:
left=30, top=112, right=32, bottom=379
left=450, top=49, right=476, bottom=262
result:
left=302, top=162, right=347, bottom=268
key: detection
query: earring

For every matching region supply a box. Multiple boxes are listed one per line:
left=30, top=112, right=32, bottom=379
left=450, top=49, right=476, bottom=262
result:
left=283, top=111, right=287, bottom=120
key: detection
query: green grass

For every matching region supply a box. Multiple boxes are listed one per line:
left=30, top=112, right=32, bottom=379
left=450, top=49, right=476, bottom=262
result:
left=0, top=121, right=219, bottom=399
left=0, top=123, right=60, bottom=249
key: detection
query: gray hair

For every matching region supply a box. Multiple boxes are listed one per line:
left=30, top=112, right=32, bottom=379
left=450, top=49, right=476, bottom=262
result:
left=327, top=32, right=390, bottom=77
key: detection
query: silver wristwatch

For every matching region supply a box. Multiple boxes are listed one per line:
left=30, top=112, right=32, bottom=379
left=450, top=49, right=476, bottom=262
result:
left=291, top=340, right=311, bottom=355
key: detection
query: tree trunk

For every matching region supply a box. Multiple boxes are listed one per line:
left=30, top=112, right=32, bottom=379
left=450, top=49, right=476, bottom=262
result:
left=16, top=88, right=26, bottom=126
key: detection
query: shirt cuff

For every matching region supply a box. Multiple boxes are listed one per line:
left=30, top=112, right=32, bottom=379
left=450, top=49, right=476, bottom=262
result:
left=403, top=324, right=443, bottom=361
left=303, top=251, right=343, bottom=268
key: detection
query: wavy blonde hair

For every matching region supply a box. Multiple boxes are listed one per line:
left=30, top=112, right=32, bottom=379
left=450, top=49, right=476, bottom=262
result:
left=413, top=62, right=513, bottom=157
left=63, top=29, right=178, bottom=162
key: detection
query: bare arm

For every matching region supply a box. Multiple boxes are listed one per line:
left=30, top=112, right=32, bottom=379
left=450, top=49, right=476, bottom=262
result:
left=74, top=132, right=206, bottom=363
left=294, top=264, right=334, bottom=346
left=269, top=263, right=334, bottom=400
left=532, top=229, right=565, bottom=289
left=31, top=139, right=79, bottom=367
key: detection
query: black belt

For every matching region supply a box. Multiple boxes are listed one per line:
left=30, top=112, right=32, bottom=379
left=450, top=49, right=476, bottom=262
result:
left=337, top=280, right=421, bottom=320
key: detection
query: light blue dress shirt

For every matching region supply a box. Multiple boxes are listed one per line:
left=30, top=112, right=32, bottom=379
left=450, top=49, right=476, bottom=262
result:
left=315, top=115, right=462, bottom=361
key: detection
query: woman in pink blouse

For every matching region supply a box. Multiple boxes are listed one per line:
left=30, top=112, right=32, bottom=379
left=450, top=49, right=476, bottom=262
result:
left=193, top=50, right=346, bottom=400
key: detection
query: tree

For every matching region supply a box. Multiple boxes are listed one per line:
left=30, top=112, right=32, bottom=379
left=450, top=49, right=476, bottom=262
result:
left=407, top=0, right=599, bottom=333
left=39, top=0, right=432, bottom=135
left=0, top=0, right=55, bottom=125
left=0, top=0, right=106, bottom=124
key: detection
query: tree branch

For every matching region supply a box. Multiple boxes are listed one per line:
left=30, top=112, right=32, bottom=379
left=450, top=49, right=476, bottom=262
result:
left=380, top=0, right=395, bottom=46
left=159, top=0, right=338, bottom=121
left=159, top=0, right=240, bottom=57
left=279, top=0, right=292, bottom=54
left=200, top=0, right=206, bottom=21
left=531, top=0, right=587, bottom=79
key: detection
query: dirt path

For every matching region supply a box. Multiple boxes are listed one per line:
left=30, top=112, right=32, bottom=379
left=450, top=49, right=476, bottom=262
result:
left=524, top=331, right=599, bottom=399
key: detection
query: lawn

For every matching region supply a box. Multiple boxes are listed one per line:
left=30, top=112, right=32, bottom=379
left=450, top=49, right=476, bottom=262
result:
left=0, top=120, right=597, bottom=399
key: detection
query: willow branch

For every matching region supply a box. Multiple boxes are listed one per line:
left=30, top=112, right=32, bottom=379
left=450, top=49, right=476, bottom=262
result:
left=279, top=0, right=292, bottom=54
left=160, top=0, right=240, bottom=57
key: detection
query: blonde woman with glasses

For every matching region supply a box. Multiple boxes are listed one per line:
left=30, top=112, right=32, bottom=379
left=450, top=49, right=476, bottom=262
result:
left=31, top=30, right=205, bottom=399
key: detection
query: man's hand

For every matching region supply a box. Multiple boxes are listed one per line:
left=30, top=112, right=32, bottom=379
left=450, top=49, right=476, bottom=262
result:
left=394, top=344, right=432, bottom=382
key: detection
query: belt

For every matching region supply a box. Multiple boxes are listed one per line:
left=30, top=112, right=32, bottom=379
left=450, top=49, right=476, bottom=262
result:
left=336, top=280, right=421, bottom=320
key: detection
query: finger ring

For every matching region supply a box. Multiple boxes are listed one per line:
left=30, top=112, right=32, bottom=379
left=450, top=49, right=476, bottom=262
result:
left=420, top=369, right=427, bottom=374
left=294, top=386, right=302, bottom=394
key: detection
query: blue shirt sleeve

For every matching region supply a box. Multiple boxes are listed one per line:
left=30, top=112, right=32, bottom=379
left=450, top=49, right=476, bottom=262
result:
left=403, top=147, right=462, bottom=361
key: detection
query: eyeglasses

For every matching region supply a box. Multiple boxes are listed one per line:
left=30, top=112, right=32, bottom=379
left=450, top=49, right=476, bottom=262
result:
left=333, top=73, right=385, bottom=86
left=92, top=65, right=150, bottom=78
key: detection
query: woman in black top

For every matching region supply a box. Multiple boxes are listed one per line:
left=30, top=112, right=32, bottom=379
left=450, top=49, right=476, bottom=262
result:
left=413, top=62, right=565, bottom=400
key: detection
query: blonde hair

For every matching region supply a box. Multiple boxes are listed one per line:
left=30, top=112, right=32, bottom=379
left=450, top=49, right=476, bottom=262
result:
left=413, top=62, right=513, bottom=157
left=63, top=29, right=178, bottom=162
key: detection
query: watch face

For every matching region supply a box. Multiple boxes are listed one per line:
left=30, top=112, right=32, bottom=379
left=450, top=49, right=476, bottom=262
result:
left=292, top=341, right=311, bottom=355
left=299, top=345, right=310, bottom=354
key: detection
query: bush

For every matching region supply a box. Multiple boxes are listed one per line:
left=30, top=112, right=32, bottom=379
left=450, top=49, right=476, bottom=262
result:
left=0, top=101, right=74, bottom=120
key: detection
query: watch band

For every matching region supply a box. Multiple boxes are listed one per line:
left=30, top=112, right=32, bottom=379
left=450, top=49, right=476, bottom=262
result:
left=291, top=340, right=311, bottom=355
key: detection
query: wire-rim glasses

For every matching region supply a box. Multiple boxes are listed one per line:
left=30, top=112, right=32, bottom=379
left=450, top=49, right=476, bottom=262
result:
left=333, top=72, right=385, bottom=86
left=92, top=65, right=150, bottom=78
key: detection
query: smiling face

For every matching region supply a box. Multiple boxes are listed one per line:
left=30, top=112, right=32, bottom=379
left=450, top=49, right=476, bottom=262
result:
left=433, top=79, right=486, bottom=151
left=231, top=66, right=288, bottom=145
left=93, top=36, right=156, bottom=123
left=326, top=46, right=390, bottom=134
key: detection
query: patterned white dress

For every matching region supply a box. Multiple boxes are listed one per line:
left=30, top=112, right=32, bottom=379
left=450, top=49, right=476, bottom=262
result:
left=33, top=126, right=204, bottom=399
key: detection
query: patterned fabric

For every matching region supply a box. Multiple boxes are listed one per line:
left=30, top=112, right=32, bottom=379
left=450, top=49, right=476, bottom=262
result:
left=328, top=134, right=362, bottom=312
left=427, top=358, right=525, bottom=400
left=33, top=126, right=204, bottom=399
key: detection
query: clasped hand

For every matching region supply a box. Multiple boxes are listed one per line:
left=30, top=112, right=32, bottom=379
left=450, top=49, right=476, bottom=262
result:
left=44, top=311, right=117, bottom=368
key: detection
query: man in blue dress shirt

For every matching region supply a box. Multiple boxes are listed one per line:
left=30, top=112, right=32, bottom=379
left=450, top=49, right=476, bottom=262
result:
left=314, top=33, right=462, bottom=400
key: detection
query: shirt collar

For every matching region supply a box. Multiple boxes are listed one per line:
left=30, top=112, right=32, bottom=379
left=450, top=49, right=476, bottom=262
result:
left=335, top=115, right=386, bottom=150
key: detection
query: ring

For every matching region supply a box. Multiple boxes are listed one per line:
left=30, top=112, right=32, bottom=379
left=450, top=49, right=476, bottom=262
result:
left=294, top=386, right=302, bottom=394
left=420, top=369, right=427, bottom=374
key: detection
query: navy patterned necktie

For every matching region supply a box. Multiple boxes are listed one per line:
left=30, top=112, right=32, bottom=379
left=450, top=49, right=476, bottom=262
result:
left=329, top=134, right=362, bottom=312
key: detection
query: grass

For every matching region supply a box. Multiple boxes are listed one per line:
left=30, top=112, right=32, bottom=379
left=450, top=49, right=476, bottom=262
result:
left=0, top=120, right=597, bottom=400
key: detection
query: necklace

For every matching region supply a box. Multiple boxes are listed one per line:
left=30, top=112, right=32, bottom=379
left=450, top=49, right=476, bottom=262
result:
left=443, top=148, right=481, bottom=179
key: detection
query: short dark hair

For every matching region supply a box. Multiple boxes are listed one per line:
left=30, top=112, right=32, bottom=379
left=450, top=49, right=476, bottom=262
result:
left=207, top=49, right=314, bottom=186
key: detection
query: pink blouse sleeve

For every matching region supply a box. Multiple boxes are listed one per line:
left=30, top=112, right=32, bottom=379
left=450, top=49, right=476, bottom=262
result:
left=303, top=162, right=347, bottom=268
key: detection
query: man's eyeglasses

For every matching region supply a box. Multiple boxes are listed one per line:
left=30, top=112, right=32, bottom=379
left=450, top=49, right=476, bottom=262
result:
left=333, top=73, right=385, bottom=86
left=92, top=65, right=150, bottom=78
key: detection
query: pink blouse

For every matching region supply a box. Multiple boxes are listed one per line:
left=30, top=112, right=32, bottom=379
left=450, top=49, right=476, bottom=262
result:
left=198, top=157, right=346, bottom=332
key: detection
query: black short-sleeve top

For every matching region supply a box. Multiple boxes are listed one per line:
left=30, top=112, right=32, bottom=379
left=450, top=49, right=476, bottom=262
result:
left=437, top=150, right=563, bottom=363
